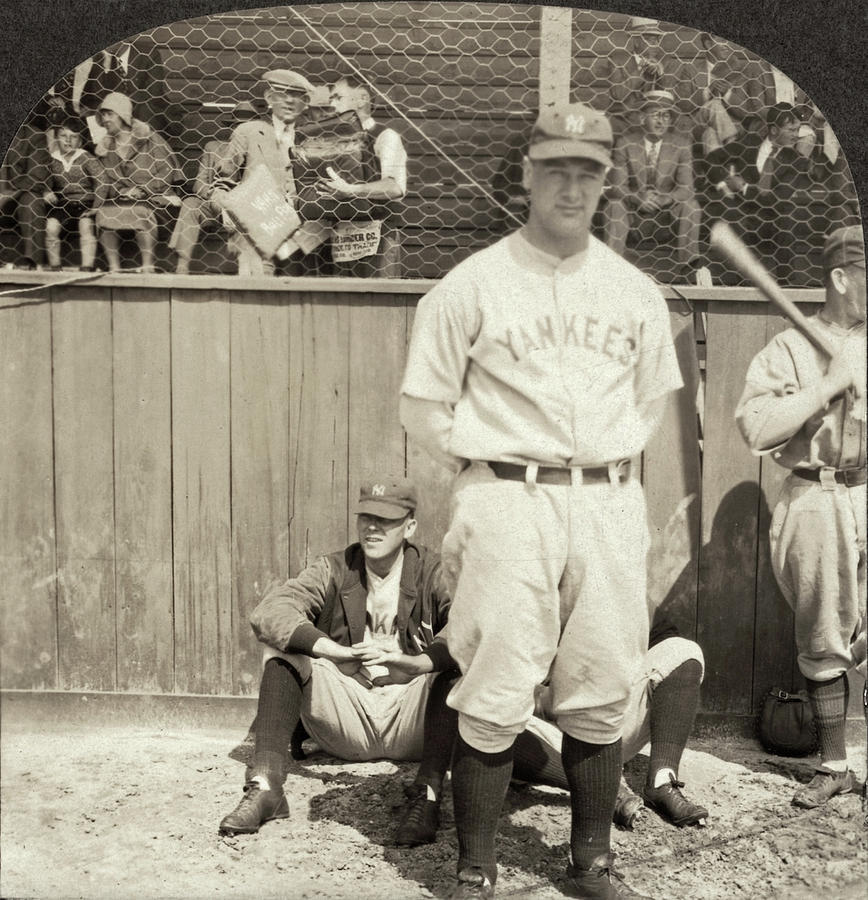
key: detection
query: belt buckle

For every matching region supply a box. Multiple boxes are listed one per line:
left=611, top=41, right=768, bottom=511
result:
left=614, top=459, right=631, bottom=484
left=818, top=466, right=837, bottom=491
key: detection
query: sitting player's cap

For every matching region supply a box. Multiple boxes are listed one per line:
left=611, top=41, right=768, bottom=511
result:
left=628, top=16, right=664, bottom=34
left=356, top=477, right=418, bottom=519
left=261, top=68, right=314, bottom=97
left=822, top=225, right=865, bottom=270
left=641, top=89, right=676, bottom=112
left=527, top=103, right=612, bottom=167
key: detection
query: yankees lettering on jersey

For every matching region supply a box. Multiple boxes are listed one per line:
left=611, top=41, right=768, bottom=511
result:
left=494, top=312, right=637, bottom=366
left=402, top=232, right=682, bottom=466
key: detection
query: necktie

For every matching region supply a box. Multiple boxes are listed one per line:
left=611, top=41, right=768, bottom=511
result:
left=646, top=142, right=659, bottom=188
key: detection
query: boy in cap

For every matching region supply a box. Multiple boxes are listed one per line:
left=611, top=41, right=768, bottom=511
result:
left=605, top=89, right=704, bottom=281
left=736, top=224, right=866, bottom=808
left=400, top=101, right=682, bottom=898
left=213, top=68, right=314, bottom=276
left=218, top=476, right=453, bottom=835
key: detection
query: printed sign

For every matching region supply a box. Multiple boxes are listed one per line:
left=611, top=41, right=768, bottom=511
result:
left=331, top=220, right=382, bottom=262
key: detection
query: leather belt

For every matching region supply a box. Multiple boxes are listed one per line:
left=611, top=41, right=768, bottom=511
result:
left=792, top=466, right=867, bottom=487
left=487, top=460, right=631, bottom=486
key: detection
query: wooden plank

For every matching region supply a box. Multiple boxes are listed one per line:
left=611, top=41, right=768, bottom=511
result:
left=0, top=293, right=57, bottom=689
left=112, top=287, right=174, bottom=693
left=539, top=6, right=572, bottom=109
left=230, top=291, right=291, bottom=694
left=288, top=293, right=350, bottom=574
left=644, top=309, right=702, bottom=638
left=171, top=288, right=232, bottom=694
left=52, top=287, right=116, bottom=690
left=696, top=302, right=770, bottom=713
left=347, top=294, right=409, bottom=536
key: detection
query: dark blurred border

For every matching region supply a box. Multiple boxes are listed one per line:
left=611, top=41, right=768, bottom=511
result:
left=1, top=0, right=865, bottom=214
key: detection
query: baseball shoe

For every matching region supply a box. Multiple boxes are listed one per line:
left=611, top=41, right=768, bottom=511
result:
left=564, top=852, right=643, bottom=899
left=792, top=768, right=858, bottom=809
left=218, top=780, right=289, bottom=834
left=643, top=774, right=708, bottom=827
left=613, top=777, right=643, bottom=829
left=447, top=866, right=495, bottom=899
left=393, top=785, right=440, bottom=846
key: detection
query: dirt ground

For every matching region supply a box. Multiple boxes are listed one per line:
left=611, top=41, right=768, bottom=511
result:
left=1, top=720, right=865, bottom=900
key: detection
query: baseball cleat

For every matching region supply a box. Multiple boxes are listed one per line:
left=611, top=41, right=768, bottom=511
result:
left=642, top=773, right=709, bottom=827
left=564, top=852, right=644, bottom=899
left=613, top=778, right=643, bottom=829
left=393, top=785, right=440, bottom=846
left=792, top=768, right=858, bottom=809
left=219, top=780, right=289, bottom=834
left=448, top=866, right=495, bottom=899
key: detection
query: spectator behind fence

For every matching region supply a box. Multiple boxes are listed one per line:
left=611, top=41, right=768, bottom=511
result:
left=610, top=17, right=685, bottom=127
left=168, top=101, right=261, bottom=274
left=211, top=68, right=317, bottom=277
left=42, top=115, right=101, bottom=271
left=94, top=91, right=180, bottom=273
left=0, top=96, right=72, bottom=268
left=302, top=75, right=407, bottom=277
left=605, top=90, right=704, bottom=281
left=704, top=103, right=812, bottom=281
left=68, top=36, right=171, bottom=143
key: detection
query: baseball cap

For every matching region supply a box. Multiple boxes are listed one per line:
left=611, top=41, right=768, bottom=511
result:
left=261, top=68, right=314, bottom=97
left=822, top=225, right=865, bottom=271
left=527, top=102, right=613, bottom=167
left=356, top=477, right=418, bottom=519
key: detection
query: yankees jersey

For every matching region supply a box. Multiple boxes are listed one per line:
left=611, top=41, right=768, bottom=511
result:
left=401, top=231, right=682, bottom=466
left=736, top=316, right=867, bottom=470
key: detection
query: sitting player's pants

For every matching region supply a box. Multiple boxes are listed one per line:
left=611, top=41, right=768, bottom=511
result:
left=262, top=646, right=433, bottom=761
left=527, top=636, right=705, bottom=761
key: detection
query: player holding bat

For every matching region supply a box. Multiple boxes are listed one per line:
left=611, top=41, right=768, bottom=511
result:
left=735, top=224, right=866, bottom=809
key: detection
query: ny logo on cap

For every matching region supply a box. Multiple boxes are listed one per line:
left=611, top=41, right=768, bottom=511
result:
left=565, top=114, right=586, bottom=135
left=372, top=484, right=386, bottom=496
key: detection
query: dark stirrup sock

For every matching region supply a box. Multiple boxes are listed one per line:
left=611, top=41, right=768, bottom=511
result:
left=414, top=670, right=460, bottom=799
left=451, top=734, right=514, bottom=884
left=513, top=729, right=569, bottom=790
left=648, top=657, right=703, bottom=781
left=251, top=657, right=304, bottom=784
left=806, top=673, right=849, bottom=764
left=561, top=735, right=621, bottom=869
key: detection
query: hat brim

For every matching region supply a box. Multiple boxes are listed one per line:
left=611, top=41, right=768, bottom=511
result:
left=356, top=500, right=413, bottom=519
left=528, top=140, right=612, bottom=168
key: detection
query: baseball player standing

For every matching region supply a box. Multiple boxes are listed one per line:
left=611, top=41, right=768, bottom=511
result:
left=736, top=224, right=866, bottom=808
left=400, top=102, right=683, bottom=899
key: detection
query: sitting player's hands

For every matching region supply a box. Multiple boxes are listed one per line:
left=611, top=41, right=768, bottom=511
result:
left=352, top=643, right=433, bottom=687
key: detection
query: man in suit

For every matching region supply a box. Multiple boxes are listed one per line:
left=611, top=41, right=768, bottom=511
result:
left=167, top=101, right=260, bottom=274
left=212, top=68, right=315, bottom=276
left=605, top=89, right=702, bottom=278
left=705, top=102, right=814, bottom=282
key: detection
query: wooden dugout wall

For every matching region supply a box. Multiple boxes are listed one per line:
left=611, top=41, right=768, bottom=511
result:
left=1, top=276, right=839, bottom=717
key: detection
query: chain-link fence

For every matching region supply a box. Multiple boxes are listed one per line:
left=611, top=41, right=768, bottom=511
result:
left=0, top=3, right=859, bottom=282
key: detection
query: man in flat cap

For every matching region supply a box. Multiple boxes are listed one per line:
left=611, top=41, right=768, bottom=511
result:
left=605, top=89, right=704, bottom=281
left=736, top=224, right=866, bottom=809
left=213, top=68, right=315, bottom=275
left=218, top=475, right=454, bottom=836
left=401, top=100, right=682, bottom=898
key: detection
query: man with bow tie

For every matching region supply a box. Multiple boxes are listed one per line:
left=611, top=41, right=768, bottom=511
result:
left=605, top=90, right=703, bottom=281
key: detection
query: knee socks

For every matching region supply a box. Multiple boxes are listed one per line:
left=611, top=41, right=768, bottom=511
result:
left=806, top=673, right=849, bottom=766
left=451, top=735, right=514, bottom=885
left=561, top=735, right=621, bottom=870
left=251, top=657, right=304, bottom=785
left=648, top=658, right=702, bottom=784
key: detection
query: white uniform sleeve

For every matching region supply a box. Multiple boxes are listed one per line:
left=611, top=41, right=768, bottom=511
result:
left=399, top=396, right=466, bottom=473
left=400, top=277, right=479, bottom=404
left=373, top=128, right=407, bottom=196
left=634, top=287, right=684, bottom=407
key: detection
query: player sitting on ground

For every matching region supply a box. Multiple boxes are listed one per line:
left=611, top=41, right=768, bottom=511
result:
left=368, top=609, right=709, bottom=846
left=218, top=475, right=454, bottom=835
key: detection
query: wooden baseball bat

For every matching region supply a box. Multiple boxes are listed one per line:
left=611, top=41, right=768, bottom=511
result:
left=709, top=221, right=837, bottom=358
